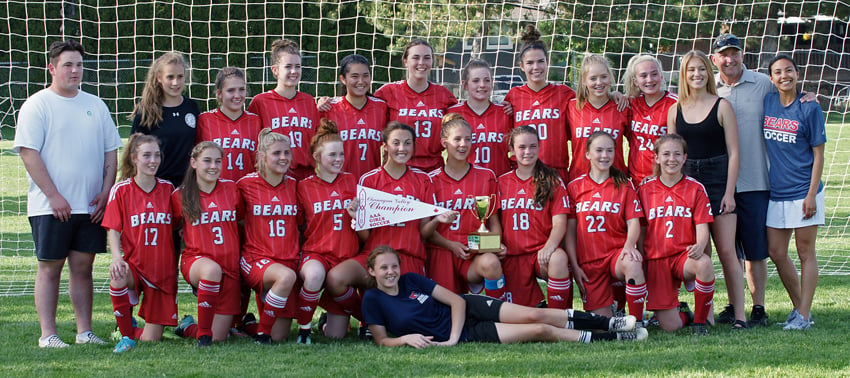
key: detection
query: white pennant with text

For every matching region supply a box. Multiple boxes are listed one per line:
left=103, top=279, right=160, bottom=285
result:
left=354, top=185, right=450, bottom=231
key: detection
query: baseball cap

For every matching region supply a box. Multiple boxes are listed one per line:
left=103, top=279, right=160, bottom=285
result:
left=713, top=33, right=743, bottom=53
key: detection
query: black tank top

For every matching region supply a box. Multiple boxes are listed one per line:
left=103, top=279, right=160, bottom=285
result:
left=676, top=98, right=727, bottom=159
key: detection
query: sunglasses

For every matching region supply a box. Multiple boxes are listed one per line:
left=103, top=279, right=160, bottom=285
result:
left=714, top=35, right=741, bottom=50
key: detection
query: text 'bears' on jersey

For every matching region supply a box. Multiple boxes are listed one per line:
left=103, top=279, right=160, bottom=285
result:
left=252, top=204, right=298, bottom=216
left=270, top=115, right=313, bottom=129
left=191, top=210, right=238, bottom=226
left=130, top=212, right=172, bottom=227
left=514, top=108, right=561, bottom=122
left=339, top=127, right=382, bottom=142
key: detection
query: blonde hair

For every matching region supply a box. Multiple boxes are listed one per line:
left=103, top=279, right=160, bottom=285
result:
left=270, top=39, right=300, bottom=66
left=623, top=55, right=666, bottom=98
left=576, top=54, right=613, bottom=111
left=677, top=50, right=717, bottom=104
left=130, top=52, right=189, bottom=129
left=255, top=128, right=291, bottom=180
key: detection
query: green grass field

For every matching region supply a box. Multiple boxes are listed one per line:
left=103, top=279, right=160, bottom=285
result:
left=0, top=276, right=849, bottom=377
left=1, top=121, right=850, bottom=376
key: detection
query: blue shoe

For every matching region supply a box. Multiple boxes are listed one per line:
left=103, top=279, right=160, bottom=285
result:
left=174, top=315, right=196, bottom=337
left=113, top=336, right=136, bottom=353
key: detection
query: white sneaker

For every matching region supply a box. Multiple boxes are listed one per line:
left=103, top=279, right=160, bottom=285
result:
left=76, top=331, right=107, bottom=345
left=609, top=315, right=637, bottom=332
left=782, top=312, right=811, bottom=330
left=39, top=334, right=69, bottom=348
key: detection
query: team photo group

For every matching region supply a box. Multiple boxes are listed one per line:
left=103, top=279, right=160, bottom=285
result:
left=14, top=24, right=825, bottom=353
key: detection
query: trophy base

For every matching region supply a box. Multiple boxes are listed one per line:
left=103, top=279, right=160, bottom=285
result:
left=468, top=232, right=501, bottom=254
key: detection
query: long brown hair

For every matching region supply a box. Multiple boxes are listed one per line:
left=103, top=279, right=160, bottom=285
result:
left=130, top=52, right=189, bottom=129
left=119, top=133, right=161, bottom=181
left=585, top=131, right=629, bottom=190
left=181, top=141, right=224, bottom=222
left=508, top=126, right=560, bottom=207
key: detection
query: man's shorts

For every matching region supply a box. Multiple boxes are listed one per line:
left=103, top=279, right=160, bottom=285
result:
left=735, top=191, right=770, bottom=261
left=127, top=263, right=178, bottom=326
left=645, top=254, right=689, bottom=311
left=462, top=294, right=503, bottom=343
left=501, top=253, right=545, bottom=307
left=579, top=253, right=619, bottom=311
left=180, top=255, right=241, bottom=315
left=766, top=191, right=825, bottom=229
left=30, top=214, right=106, bottom=261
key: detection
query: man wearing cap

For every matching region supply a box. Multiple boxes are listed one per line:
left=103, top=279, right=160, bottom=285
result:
left=711, top=33, right=815, bottom=327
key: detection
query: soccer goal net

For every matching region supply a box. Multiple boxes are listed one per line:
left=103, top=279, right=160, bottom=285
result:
left=1, top=0, right=848, bottom=295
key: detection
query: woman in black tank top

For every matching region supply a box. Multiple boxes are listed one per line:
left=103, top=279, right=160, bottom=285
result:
left=667, top=50, right=748, bottom=329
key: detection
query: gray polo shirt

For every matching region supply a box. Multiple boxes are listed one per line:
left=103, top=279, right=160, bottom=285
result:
left=715, top=67, right=776, bottom=192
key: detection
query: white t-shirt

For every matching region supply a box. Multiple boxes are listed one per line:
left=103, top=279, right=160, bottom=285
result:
left=14, top=88, right=122, bottom=216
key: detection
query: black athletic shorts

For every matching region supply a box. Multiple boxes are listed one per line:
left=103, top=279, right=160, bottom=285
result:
left=29, top=214, right=106, bottom=261
left=462, top=294, right=503, bottom=343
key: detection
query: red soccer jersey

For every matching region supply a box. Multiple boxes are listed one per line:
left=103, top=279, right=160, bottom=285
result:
left=358, top=166, right=436, bottom=261
left=297, top=172, right=359, bottom=260
left=247, top=90, right=319, bottom=179
left=498, top=171, right=571, bottom=256
left=320, top=96, right=388, bottom=178
left=237, top=173, right=301, bottom=262
left=428, top=165, right=499, bottom=245
left=196, top=109, right=263, bottom=181
left=567, top=174, right=643, bottom=264
left=505, top=84, right=575, bottom=170
left=172, top=179, right=243, bottom=279
left=447, top=102, right=512, bottom=176
left=374, top=81, right=457, bottom=172
left=102, top=178, right=176, bottom=293
left=566, top=99, right=630, bottom=181
left=627, top=92, right=678, bottom=183
left=637, top=176, right=713, bottom=260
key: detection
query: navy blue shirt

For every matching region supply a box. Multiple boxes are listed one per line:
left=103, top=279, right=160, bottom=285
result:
left=763, top=92, right=826, bottom=201
left=362, top=273, right=467, bottom=342
left=131, top=96, right=199, bottom=186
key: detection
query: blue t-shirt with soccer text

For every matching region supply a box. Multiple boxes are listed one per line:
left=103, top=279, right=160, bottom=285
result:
left=763, top=92, right=826, bottom=201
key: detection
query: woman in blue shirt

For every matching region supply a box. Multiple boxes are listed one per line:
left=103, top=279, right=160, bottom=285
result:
left=763, top=54, right=826, bottom=330
left=361, top=246, right=647, bottom=347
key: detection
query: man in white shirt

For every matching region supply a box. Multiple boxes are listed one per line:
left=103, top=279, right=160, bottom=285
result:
left=14, top=40, right=122, bottom=348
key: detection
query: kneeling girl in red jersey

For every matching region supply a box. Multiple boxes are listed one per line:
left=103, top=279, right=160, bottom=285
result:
left=172, top=142, right=244, bottom=346
left=296, top=119, right=365, bottom=342
left=104, top=134, right=178, bottom=353
left=237, top=129, right=302, bottom=344
left=427, top=113, right=507, bottom=299
left=566, top=131, right=646, bottom=320
left=637, top=134, right=715, bottom=335
left=497, top=126, right=572, bottom=309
